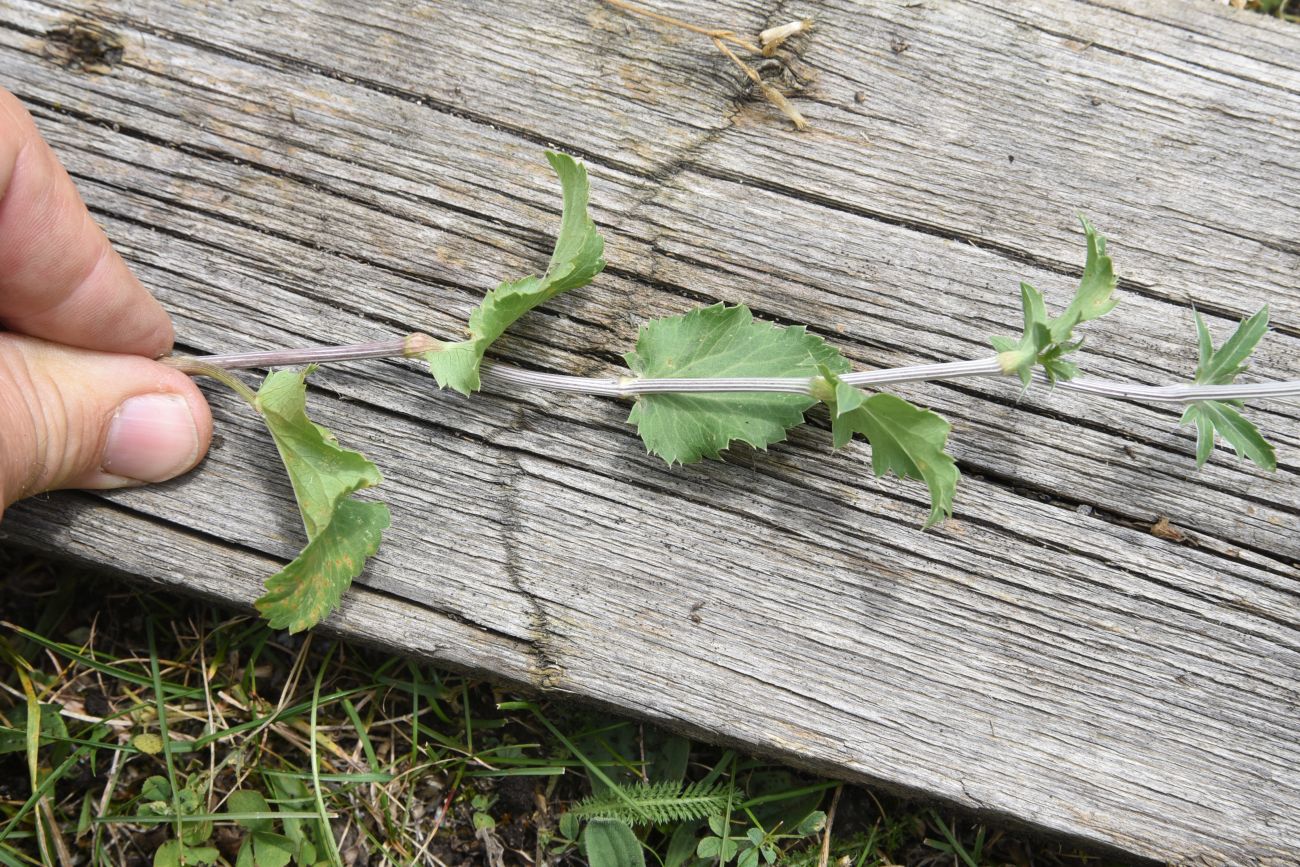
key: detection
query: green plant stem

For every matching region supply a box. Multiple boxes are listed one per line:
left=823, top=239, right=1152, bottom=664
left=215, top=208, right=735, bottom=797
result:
left=176, top=338, right=1300, bottom=404
left=160, top=357, right=260, bottom=406
left=146, top=619, right=185, bottom=854
left=311, top=641, right=344, bottom=867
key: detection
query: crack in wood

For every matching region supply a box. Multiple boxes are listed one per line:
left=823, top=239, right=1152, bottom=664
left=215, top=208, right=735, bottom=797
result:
left=497, top=417, right=568, bottom=691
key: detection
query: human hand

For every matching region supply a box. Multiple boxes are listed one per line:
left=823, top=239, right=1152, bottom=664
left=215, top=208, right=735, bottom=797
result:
left=0, top=87, right=211, bottom=520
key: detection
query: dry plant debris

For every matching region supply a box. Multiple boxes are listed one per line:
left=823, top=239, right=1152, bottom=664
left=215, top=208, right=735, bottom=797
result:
left=602, top=0, right=812, bottom=129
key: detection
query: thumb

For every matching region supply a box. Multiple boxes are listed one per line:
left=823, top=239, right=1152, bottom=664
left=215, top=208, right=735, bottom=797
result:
left=0, top=333, right=212, bottom=518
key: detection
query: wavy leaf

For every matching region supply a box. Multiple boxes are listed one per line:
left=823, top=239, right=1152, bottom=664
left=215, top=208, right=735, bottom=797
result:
left=425, top=151, right=605, bottom=394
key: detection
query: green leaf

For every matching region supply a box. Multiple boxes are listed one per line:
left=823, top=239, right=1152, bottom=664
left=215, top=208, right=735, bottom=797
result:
left=153, top=840, right=182, bottom=867
left=153, top=841, right=220, bottom=867
left=664, top=820, right=704, bottom=867
left=993, top=217, right=1117, bottom=384
left=252, top=368, right=390, bottom=633
left=251, top=831, right=296, bottom=867
left=266, top=774, right=313, bottom=861
left=226, top=790, right=274, bottom=832
left=425, top=151, right=605, bottom=394
left=989, top=283, right=1051, bottom=387
left=795, top=810, right=827, bottom=836
left=1051, top=215, right=1118, bottom=342
left=582, top=818, right=646, bottom=867
left=827, top=387, right=959, bottom=527
left=254, top=369, right=384, bottom=538
left=1192, top=307, right=1269, bottom=385
left=697, top=834, right=739, bottom=863
left=185, top=846, right=221, bottom=866
left=182, top=820, right=214, bottom=847
left=569, top=780, right=733, bottom=826
left=1180, top=402, right=1276, bottom=472
left=255, top=499, right=389, bottom=633
left=0, top=703, right=67, bottom=758
left=140, top=775, right=171, bottom=803
left=176, top=787, right=201, bottom=815
left=1178, top=306, right=1275, bottom=472
left=624, top=304, right=848, bottom=464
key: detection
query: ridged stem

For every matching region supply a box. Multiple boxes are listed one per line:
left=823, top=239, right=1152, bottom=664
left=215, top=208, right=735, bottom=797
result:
left=176, top=335, right=1300, bottom=404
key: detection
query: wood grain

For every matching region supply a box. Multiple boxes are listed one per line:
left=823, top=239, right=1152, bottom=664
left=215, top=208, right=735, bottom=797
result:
left=1, top=1, right=1297, bottom=863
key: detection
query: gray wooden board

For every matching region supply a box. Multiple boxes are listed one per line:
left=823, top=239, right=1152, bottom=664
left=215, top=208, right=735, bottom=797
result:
left=0, top=0, right=1297, bottom=863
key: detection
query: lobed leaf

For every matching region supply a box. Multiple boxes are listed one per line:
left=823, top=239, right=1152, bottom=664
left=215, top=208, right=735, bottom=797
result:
left=624, top=304, right=848, bottom=464
left=425, top=151, right=606, bottom=394
left=1051, top=216, right=1118, bottom=341
left=1179, top=306, right=1275, bottom=472
left=826, top=386, right=960, bottom=528
left=1192, top=307, right=1269, bottom=385
left=252, top=368, right=390, bottom=633
left=569, top=780, right=733, bottom=826
left=1181, top=402, right=1276, bottom=472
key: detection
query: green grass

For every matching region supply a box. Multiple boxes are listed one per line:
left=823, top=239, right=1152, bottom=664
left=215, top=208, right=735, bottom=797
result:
left=0, top=547, right=1142, bottom=867
left=1226, top=0, right=1299, bottom=21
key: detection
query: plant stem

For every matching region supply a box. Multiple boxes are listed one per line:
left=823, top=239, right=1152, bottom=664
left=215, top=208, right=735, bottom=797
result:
left=174, top=336, right=1300, bottom=404
left=160, top=357, right=261, bottom=407
left=173, top=336, right=430, bottom=371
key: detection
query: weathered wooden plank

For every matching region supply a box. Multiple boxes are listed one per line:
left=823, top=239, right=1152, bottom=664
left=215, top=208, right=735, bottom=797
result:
left=1, top=1, right=1298, bottom=864
left=54, top=0, right=1299, bottom=323
left=12, top=96, right=1294, bottom=561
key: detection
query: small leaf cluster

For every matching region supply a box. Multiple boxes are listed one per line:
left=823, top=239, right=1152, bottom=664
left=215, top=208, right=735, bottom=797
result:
left=207, top=151, right=1279, bottom=635
left=1181, top=307, right=1276, bottom=471
left=136, top=775, right=220, bottom=867
left=225, top=788, right=314, bottom=867
left=137, top=774, right=329, bottom=867
left=991, top=216, right=1118, bottom=386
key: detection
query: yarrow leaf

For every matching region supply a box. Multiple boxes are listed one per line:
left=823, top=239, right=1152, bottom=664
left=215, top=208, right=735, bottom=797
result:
left=252, top=367, right=390, bottom=632
left=821, top=372, right=959, bottom=528
left=623, top=304, right=848, bottom=464
left=425, top=151, right=606, bottom=394
left=569, top=780, right=733, bottom=826
left=993, top=216, right=1118, bottom=385
left=1179, top=307, right=1276, bottom=472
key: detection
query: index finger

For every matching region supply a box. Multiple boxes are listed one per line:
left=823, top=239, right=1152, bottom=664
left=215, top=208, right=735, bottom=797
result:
left=0, top=88, right=173, bottom=358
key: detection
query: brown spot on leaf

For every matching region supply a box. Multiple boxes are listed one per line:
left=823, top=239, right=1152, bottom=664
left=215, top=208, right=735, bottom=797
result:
left=45, top=20, right=125, bottom=74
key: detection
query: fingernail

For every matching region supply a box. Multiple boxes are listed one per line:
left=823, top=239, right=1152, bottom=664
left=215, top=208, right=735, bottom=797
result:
left=103, top=394, right=201, bottom=483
